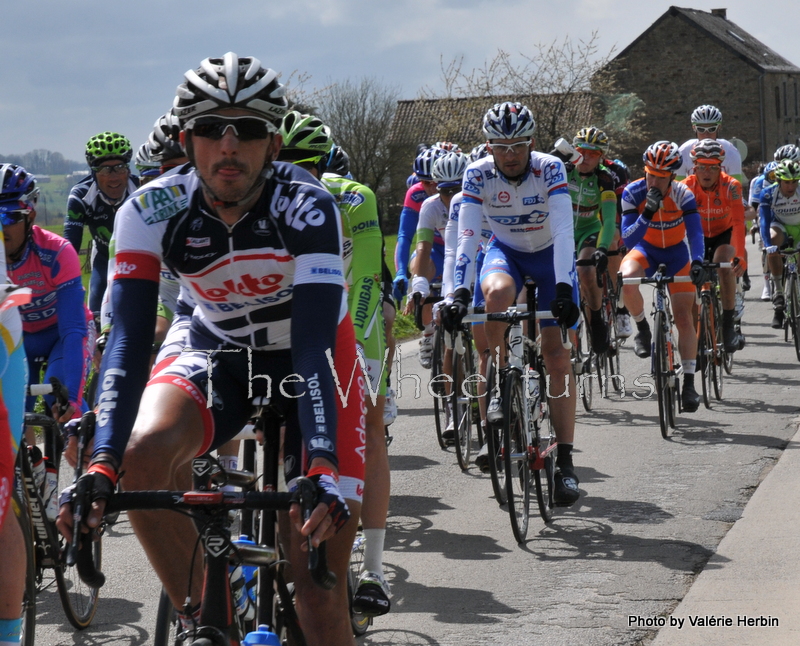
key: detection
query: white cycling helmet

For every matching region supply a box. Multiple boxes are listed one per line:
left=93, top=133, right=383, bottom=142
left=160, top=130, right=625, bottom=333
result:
left=691, top=104, right=723, bottom=125
left=149, top=112, right=185, bottom=163
left=774, top=144, right=800, bottom=163
left=432, top=152, right=468, bottom=188
left=482, top=102, right=536, bottom=140
left=173, top=52, right=288, bottom=127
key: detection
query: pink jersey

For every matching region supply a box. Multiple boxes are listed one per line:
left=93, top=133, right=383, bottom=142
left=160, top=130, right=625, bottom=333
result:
left=8, top=227, right=91, bottom=334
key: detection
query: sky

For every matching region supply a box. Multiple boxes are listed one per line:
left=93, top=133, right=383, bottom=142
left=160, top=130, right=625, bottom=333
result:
left=3, top=0, right=798, bottom=164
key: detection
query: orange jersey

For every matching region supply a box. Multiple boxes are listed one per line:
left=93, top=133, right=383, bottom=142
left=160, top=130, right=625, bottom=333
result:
left=682, top=172, right=746, bottom=263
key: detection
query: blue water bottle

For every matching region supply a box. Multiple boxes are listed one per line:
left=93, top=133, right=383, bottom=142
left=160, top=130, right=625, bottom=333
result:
left=242, top=624, right=280, bottom=645
left=230, top=536, right=258, bottom=620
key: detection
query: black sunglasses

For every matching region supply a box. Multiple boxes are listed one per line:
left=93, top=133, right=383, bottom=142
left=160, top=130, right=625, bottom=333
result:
left=437, top=186, right=460, bottom=196
left=186, top=115, right=275, bottom=141
left=0, top=209, right=30, bottom=226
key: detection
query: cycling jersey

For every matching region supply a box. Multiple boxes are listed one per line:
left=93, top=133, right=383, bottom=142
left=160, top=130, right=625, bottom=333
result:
left=567, top=164, right=617, bottom=250
left=454, top=152, right=574, bottom=294
left=682, top=172, right=746, bottom=267
left=749, top=173, right=771, bottom=208
left=759, top=182, right=800, bottom=246
left=65, top=174, right=140, bottom=258
left=443, top=192, right=491, bottom=300
left=394, top=182, right=443, bottom=278
left=95, top=162, right=349, bottom=470
left=322, top=172, right=386, bottom=396
left=621, top=179, right=703, bottom=257
left=8, top=226, right=91, bottom=409
left=676, top=138, right=744, bottom=185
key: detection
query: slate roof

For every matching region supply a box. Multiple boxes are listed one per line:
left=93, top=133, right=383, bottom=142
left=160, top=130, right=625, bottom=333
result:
left=389, top=92, right=594, bottom=148
left=615, top=6, right=800, bottom=74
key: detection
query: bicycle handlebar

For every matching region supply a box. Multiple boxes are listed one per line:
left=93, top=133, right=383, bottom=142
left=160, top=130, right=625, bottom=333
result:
left=70, top=477, right=336, bottom=591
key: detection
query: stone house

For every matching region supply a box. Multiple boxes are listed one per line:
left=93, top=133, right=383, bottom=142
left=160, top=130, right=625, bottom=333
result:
left=598, top=6, right=800, bottom=166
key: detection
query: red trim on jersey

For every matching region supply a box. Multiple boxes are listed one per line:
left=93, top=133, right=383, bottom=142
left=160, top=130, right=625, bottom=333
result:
left=147, top=374, right=216, bottom=455
left=113, top=251, right=161, bottom=282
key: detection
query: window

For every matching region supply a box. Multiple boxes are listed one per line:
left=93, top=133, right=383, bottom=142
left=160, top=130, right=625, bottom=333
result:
left=776, top=86, right=781, bottom=119
left=784, top=81, right=788, bottom=116
left=795, top=80, right=798, bottom=116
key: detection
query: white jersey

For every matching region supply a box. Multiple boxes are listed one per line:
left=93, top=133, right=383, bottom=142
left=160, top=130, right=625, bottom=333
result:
left=443, top=193, right=492, bottom=298
left=417, top=194, right=449, bottom=239
left=454, top=152, right=574, bottom=292
left=676, top=137, right=743, bottom=182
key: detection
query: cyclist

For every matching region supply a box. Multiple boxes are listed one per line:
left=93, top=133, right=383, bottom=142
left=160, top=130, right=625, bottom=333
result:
left=676, top=105, right=744, bottom=186
left=3, top=164, right=92, bottom=422
left=393, top=147, right=445, bottom=368
left=750, top=161, right=779, bottom=301
left=65, top=132, right=138, bottom=319
left=444, top=101, right=582, bottom=507
left=681, top=139, right=746, bottom=351
left=405, top=151, right=470, bottom=440
left=57, top=53, right=364, bottom=646
left=568, top=127, right=618, bottom=353
left=759, top=159, right=800, bottom=329
left=134, top=143, right=161, bottom=185
left=0, top=187, right=31, bottom=646
left=277, top=111, right=392, bottom=617
left=620, top=141, right=705, bottom=412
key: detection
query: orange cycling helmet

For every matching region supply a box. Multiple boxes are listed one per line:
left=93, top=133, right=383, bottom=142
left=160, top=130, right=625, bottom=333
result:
left=643, top=141, right=681, bottom=177
left=690, top=139, right=725, bottom=165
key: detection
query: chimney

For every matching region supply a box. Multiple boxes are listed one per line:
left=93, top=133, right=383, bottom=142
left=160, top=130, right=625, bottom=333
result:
left=710, top=8, right=727, bottom=19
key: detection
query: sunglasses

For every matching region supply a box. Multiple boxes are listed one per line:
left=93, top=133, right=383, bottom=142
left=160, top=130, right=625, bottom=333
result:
left=694, top=125, right=719, bottom=133
left=576, top=147, right=603, bottom=158
left=93, top=163, right=130, bottom=176
left=0, top=209, right=30, bottom=226
left=490, top=140, right=531, bottom=155
left=186, top=115, right=276, bottom=141
left=437, top=186, right=460, bottom=196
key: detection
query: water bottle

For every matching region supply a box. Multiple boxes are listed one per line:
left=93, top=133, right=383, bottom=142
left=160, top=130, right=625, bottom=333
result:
left=29, top=446, right=45, bottom=491
left=230, top=536, right=258, bottom=621
left=43, top=459, right=59, bottom=521
left=526, top=368, right=540, bottom=403
left=242, top=624, right=280, bottom=646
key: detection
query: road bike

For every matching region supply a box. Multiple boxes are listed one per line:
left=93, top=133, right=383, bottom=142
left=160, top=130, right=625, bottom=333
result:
left=15, top=380, right=102, bottom=646
left=777, top=246, right=800, bottom=362
left=696, top=262, right=732, bottom=407
left=622, top=265, right=692, bottom=439
left=464, top=281, right=568, bottom=543
left=448, top=319, right=481, bottom=470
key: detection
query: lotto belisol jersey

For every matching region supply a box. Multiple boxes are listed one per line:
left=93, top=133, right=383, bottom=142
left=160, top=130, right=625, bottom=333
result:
left=454, top=152, right=575, bottom=292
left=109, top=162, right=347, bottom=351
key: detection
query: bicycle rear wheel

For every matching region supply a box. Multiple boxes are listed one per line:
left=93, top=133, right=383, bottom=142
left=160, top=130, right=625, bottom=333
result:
left=452, top=331, right=473, bottom=471
left=790, top=276, right=800, bottom=363
left=484, top=356, right=507, bottom=505
left=653, top=312, right=671, bottom=439
left=576, top=322, right=593, bottom=412
left=55, top=450, right=101, bottom=629
left=502, top=371, right=530, bottom=543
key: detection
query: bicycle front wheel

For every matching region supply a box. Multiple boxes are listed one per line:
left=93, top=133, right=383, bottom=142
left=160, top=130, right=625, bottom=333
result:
left=452, top=331, right=473, bottom=471
left=698, top=300, right=712, bottom=409
left=502, top=370, right=530, bottom=543
left=653, top=312, right=671, bottom=439
left=13, top=488, right=36, bottom=646
left=431, top=327, right=447, bottom=449
left=56, top=452, right=101, bottom=629
left=484, top=356, right=507, bottom=505
left=532, top=404, right=555, bottom=524
left=790, top=275, right=800, bottom=363
left=153, top=588, right=178, bottom=646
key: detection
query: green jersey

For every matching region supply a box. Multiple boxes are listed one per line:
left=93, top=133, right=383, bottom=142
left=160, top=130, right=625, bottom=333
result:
left=567, top=164, right=617, bottom=251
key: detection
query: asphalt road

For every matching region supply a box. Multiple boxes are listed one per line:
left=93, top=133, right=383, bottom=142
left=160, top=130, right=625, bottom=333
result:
left=31, top=267, right=800, bottom=646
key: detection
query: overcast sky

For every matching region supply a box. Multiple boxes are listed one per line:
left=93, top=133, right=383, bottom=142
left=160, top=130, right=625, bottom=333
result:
left=3, top=0, right=797, bottom=164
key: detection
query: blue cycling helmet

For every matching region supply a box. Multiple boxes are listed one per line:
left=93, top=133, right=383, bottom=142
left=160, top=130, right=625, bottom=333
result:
left=482, top=102, right=536, bottom=140
left=469, top=143, right=489, bottom=162
left=413, top=148, right=444, bottom=181
left=0, top=164, right=39, bottom=227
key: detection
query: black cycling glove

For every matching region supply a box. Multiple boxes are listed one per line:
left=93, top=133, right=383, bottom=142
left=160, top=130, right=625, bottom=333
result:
left=442, top=288, right=471, bottom=333
left=550, top=283, right=580, bottom=327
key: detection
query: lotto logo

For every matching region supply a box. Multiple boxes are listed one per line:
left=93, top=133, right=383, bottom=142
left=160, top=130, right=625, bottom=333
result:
left=116, top=261, right=138, bottom=275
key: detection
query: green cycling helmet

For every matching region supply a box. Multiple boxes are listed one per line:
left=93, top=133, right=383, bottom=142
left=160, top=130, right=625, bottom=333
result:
left=774, top=159, right=800, bottom=181
left=86, top=131, right=133, bottom=168
left=279, top=111, right=333, bottom=156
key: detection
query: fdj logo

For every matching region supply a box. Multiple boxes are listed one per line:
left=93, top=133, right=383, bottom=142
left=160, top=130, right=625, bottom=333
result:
left=544, top=163, right=564, bottom=185
left=523, top=195, right=545, bottom=206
